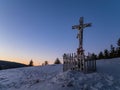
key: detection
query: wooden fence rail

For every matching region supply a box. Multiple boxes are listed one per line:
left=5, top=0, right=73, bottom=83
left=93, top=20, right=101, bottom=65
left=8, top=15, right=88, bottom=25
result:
left=63, top=53, right=96, bottom=73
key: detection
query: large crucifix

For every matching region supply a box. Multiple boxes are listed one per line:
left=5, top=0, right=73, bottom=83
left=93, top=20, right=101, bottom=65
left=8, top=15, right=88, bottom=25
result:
left=72, top=17, right=92, bottom=55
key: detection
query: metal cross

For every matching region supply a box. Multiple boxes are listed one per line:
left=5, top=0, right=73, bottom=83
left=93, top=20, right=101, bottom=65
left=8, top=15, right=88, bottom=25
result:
left=72, top=17, right=92, bottom=55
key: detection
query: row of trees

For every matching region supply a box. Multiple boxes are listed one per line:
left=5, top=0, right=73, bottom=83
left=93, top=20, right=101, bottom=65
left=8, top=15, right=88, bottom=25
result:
left=29, top=38, right=120, bottom=66
left=88, top=38, right=120, bottom=60
left=29, top=58, right=61, bottom=66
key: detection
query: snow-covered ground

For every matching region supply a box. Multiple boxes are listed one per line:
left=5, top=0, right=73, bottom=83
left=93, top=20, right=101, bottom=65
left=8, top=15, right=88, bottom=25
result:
left=0, top=58, right=120, bottom=90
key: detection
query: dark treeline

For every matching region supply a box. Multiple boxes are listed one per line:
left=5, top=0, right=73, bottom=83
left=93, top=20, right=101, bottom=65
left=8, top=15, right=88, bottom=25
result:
left=87, top=38, right=120, bottom=60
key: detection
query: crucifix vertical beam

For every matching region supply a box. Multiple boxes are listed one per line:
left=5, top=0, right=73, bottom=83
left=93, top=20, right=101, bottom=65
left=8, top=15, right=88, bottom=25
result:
left=72, top=17, right=92, bottom=55
left=79, top=17, right=84, bottom=49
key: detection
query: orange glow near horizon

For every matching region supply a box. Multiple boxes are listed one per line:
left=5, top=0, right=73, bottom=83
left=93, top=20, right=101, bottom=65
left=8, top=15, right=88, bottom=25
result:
left=0, top=56, right=55, bottom=66
left=0, top=56, right=28, bottom=65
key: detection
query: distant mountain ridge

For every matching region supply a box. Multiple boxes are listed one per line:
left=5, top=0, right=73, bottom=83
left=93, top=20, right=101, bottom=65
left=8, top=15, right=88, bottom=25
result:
left=0, top=60, right=28, bottom=70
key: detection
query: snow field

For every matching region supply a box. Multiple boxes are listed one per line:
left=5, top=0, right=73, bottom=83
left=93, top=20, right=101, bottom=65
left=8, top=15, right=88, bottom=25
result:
left=0, top=58, right=120, bottom=90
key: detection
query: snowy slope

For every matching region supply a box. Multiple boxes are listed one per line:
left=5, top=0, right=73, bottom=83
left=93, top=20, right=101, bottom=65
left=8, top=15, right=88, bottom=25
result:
left=0, top=64, right=62, bottom=90
left=0, top=58, right=120, bottom=90
left=97, top=58, right=120, bottom=78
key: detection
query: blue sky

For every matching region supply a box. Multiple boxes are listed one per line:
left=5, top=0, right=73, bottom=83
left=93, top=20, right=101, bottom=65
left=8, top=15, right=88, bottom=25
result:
left=0, top=0, right=120, bottom=65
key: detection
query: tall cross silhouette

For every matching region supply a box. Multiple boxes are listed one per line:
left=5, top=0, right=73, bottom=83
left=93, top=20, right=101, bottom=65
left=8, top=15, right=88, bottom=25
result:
left=72, top=17, right=92, bottom=55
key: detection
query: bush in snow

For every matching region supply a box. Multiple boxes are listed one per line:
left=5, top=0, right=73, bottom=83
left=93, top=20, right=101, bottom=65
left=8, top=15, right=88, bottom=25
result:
left=54, top=58, right=61, bottom=64
left=29, top=60, right=34, bottom=66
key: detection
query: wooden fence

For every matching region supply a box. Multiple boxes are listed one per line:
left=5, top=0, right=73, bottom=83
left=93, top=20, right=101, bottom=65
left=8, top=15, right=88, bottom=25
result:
left=63, top=53, right=96, bottom=73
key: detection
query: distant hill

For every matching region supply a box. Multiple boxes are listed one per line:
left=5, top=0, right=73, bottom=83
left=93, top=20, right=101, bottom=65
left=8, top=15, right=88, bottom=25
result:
left=0, top=60, right=28, bottom=70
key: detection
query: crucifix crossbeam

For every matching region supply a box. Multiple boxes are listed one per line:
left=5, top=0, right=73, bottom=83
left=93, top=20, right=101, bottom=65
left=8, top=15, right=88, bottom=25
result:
left=72, top=17, right=92, bottom=55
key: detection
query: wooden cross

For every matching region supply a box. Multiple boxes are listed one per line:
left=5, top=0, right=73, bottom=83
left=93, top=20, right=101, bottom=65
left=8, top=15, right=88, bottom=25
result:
left=72, top=17, right=92, bottom=55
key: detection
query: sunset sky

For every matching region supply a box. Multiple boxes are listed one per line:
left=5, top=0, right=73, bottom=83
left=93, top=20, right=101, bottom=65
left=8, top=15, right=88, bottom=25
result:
left=0, top=0, right=120, bottom=65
